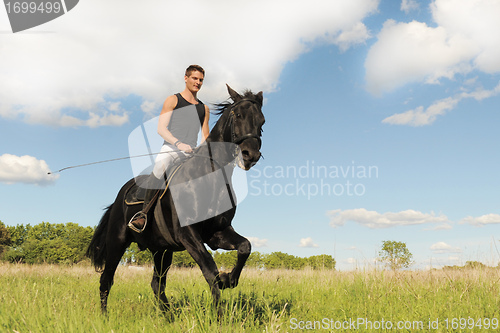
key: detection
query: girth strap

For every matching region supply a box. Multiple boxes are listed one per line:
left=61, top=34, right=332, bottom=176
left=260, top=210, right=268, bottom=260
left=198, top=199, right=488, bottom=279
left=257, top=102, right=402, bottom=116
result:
left=154, top=201, right=179, bottom=248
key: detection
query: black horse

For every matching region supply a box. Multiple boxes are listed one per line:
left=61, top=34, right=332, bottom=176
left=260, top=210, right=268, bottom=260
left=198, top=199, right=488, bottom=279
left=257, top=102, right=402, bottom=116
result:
left=86, top=85, right=265, bottom=315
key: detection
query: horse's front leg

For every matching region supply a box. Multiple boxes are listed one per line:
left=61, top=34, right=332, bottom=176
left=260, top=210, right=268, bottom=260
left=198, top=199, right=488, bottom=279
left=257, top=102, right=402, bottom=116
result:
left=179, top=230, right=223, bottom=309
left=208, top=226, right=251, bottom=289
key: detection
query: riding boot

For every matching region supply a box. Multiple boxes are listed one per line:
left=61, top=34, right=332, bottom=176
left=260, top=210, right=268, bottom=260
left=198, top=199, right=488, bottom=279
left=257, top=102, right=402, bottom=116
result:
left=128, top=173, right=164, bottom=233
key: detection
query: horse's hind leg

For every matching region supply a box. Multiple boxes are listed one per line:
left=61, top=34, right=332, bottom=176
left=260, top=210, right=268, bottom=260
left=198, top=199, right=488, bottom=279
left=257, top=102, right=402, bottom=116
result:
left=151, top=250, right=173, bottom=312
left=99, top=240, right=130, bottom=314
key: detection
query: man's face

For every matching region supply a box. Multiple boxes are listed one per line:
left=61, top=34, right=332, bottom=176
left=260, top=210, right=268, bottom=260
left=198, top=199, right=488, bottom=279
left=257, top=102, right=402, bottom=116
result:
left=185, top=70, right=204, bottom=92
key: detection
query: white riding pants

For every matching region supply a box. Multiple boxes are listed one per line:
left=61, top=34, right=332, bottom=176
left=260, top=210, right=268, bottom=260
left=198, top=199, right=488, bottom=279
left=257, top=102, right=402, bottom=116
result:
left=152, top=144, right=190, bottom=179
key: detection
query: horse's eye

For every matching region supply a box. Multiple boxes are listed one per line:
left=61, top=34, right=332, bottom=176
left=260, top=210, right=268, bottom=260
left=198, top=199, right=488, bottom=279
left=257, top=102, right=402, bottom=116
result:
left=235, top=113, right=242, bottom=118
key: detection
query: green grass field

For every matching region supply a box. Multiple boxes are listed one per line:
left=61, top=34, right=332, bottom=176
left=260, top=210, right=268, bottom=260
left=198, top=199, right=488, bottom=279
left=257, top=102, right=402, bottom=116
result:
left=0, top=262, right=499, bottom=332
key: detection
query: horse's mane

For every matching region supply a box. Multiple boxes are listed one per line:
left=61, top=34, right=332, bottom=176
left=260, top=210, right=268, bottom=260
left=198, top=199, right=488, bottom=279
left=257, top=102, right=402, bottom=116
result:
left=212, top=90, right=262, bottom=116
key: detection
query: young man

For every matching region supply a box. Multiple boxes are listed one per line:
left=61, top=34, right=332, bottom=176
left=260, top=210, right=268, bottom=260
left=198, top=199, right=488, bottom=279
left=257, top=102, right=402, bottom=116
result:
left=128, top=65, right=210, bottom=233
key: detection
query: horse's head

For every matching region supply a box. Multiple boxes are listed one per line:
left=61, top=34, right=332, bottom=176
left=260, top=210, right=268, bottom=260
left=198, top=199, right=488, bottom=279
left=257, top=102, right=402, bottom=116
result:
left=207, top=85, right=265, bottom=170
left=225, top=84, right=265, bottom=170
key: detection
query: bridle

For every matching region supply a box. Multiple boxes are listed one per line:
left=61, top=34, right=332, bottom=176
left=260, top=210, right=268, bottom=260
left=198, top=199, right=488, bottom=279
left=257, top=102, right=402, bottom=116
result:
left=226, top=98, right=263, bottom=148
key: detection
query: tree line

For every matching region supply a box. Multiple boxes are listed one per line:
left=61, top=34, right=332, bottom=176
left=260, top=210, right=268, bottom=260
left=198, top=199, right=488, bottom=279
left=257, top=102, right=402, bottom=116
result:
left=0, top=221, right=335, bottom=269
left=0, top=221, right=94, bottom=264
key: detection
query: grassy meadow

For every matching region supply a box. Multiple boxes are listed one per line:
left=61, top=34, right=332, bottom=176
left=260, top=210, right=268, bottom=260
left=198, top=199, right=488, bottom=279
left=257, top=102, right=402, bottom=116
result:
left=0, top=262, right=499, bottom=332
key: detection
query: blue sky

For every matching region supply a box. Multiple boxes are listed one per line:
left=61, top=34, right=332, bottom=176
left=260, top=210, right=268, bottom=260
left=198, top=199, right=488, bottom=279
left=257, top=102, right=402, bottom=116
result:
left=1, top=0, right=499, bottom=270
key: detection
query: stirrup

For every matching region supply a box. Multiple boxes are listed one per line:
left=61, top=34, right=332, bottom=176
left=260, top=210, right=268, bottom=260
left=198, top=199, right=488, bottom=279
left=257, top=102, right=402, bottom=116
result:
left=128, top=211, right=148, bottom=233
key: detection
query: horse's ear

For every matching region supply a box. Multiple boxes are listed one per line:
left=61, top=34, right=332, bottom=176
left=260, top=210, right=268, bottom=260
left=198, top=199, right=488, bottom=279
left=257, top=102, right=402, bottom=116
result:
left=256, top=91, right=263, bottom=106
left=226, top=84, right=242, bottom=102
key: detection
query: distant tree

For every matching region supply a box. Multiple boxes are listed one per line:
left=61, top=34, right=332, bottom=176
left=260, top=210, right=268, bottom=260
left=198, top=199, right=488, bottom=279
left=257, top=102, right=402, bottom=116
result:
left=2, top=222, right=93, bottom=264
left=464, top=261, right=487, bottom=269
left=444, top=261, right=491, bottom=270
left=62, top=223, right=94, bottom=257
left=213, top=251, right=237, bottom=270
left=0, top=221, right=12, bottom=256
left=172, top=250, right=197, bottom=268
left=122, top=243, right=153, bottom=265
left=307, top=254, right=336, bottom=270
left=246, top=251, right=265, bottom=269
left=28, top=222, right=58, bottom=241
left=7, top=224, right=30, bottom=247
left=3, top=224, right=31, bottom=263
left=378, top=240, right=413, bottom=270
left=265, top=252, right=306, bottom=270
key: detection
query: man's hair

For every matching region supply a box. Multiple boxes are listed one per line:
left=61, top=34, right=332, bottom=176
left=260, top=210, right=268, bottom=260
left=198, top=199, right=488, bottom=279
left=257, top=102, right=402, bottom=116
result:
left=185, top=64, right=205, bottom=77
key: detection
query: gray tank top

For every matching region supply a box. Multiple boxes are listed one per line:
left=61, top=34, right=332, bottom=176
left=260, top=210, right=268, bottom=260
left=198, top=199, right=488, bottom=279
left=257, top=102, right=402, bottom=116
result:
left=166, top=93, right=206, bottom=148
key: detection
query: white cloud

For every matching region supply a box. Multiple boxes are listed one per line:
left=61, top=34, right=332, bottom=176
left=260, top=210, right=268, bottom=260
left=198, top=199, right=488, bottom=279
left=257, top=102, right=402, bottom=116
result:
left=425, top=223, right=453, bottom=231
left=460, top=81, right=500, bottom=100
left=141, top=100, right=158, bottom=118
left=383, top=81, right=500, bottom=126
left=366, top=0, right=500, bottom=95
left=328, top=208, right=450, bottom=229
left=334, top=22, right=372, bottom=51
left=0, top=0, right=378, bottom=127
left=0, top=154, right=59, bottom=185
left=431, top=0, right=500, bottom=73
left=247, top=237, right=268, bottom=248
left=299, top=237, right=319, bottom=248
left=460, top=214, right=500, bottom=227
left=430, top=241, right=462, bottom=254
left=383, top=96, right=459, bottom=126
left=365, top=20, right=476, bottom=95
left=401, top=0, right=419, bottom=13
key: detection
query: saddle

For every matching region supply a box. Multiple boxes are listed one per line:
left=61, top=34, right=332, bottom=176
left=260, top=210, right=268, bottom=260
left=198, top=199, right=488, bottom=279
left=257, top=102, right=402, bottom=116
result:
left=125, top=163, right=184, bottom=248
left=124, top=164, right=182, bottom=206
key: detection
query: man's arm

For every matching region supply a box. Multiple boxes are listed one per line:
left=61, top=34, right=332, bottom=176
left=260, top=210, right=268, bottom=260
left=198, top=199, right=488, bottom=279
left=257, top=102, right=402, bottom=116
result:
left=157, top=95, right=193, bottom=153
left=157, top=95, right=177, bottom=144
left=200, top=105, right=210, bottom=143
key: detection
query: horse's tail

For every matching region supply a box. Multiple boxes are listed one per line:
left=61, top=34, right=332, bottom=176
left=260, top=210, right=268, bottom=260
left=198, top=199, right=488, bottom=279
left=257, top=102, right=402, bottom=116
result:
left=86, top=204, right=113, bottom=272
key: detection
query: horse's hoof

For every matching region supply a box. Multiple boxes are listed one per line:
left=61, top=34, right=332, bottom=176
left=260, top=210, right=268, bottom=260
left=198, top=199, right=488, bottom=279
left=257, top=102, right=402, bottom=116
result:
left=219, top=272, right=231, bottom=289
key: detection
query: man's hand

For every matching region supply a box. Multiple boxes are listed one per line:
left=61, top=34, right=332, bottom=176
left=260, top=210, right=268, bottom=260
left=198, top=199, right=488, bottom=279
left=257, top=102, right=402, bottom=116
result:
left=177, top=142, right=193, bottom=153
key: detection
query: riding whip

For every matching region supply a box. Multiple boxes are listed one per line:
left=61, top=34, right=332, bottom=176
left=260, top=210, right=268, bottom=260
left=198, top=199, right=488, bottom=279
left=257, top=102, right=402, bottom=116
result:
left=47, top=151, right=179, bottom=174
